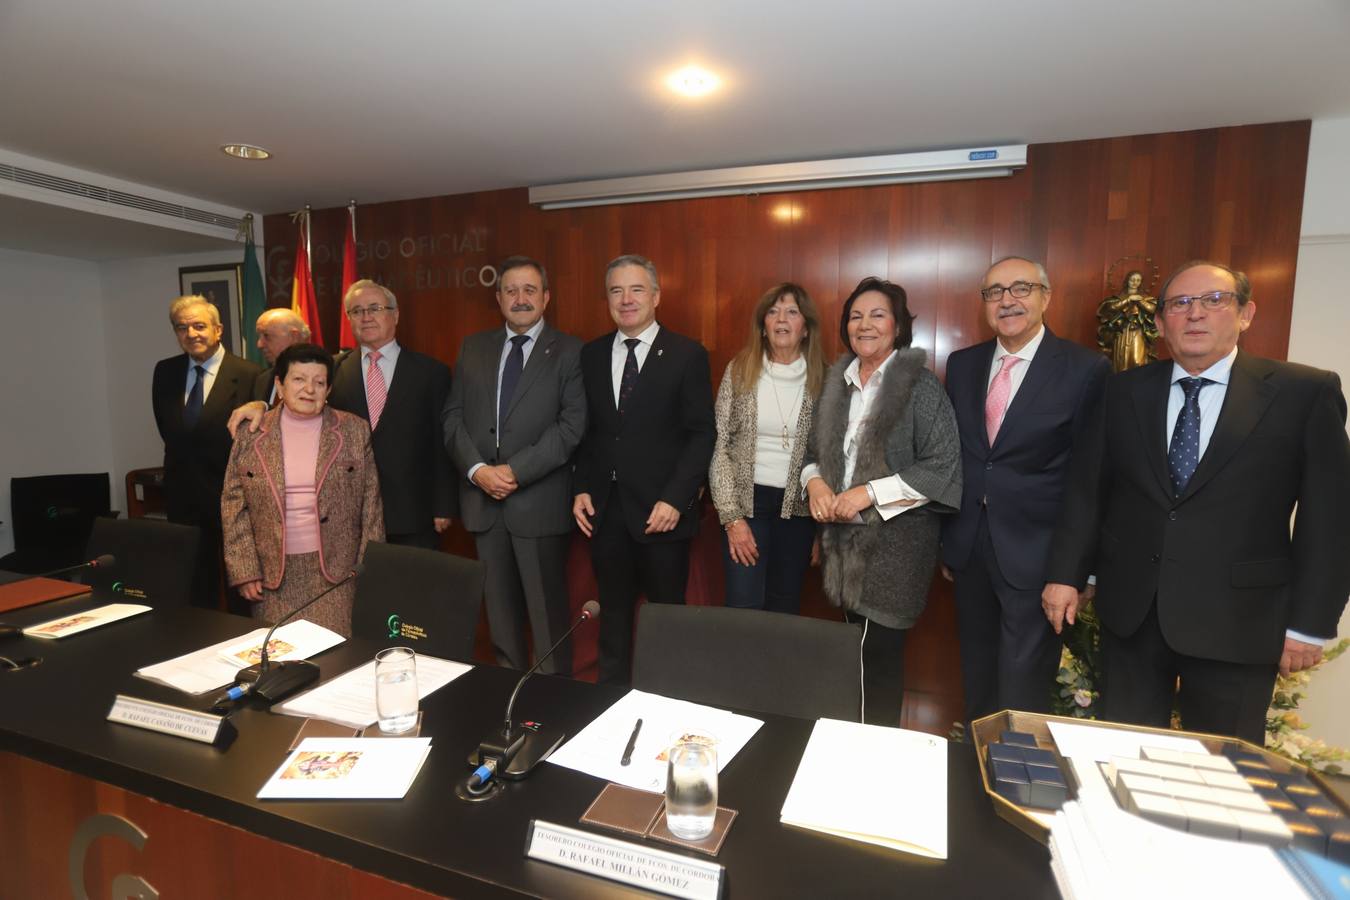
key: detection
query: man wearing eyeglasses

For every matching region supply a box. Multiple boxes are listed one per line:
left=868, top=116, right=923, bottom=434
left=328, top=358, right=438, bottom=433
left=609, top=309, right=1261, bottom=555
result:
left=1044, top=260, right=1350, bottom=742
left=941, top=256, right=1110, bottom=723
left=229, top=280, right=455, bottom=548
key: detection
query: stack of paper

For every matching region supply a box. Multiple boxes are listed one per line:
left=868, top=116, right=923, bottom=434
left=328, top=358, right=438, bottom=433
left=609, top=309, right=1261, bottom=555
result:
left=547, top=689, right=764, bottom=792
left=275, top=656, right=473, bottom=729
left=779, top=718, right=948, bottom=859
left=23, top=603, right=150, bottom=639
left=257, top=737, right=432, bottom=799
left=1049, top=796, right=1312, bottom=900
left=135, top=620, right=345, bottom=694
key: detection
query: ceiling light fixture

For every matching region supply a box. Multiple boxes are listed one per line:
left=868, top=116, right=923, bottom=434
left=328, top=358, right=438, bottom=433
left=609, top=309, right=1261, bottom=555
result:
left=220, top=144, right=272, bottom=161
left=666, top=66, right=720, bottom=98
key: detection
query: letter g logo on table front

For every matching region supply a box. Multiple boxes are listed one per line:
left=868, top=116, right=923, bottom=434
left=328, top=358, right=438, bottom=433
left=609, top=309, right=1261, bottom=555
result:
left=68, top=813, right=158, bottom=899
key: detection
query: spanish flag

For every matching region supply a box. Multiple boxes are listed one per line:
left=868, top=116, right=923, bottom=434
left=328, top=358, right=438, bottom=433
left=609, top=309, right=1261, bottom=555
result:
left=338, top=202, right=358, bottom=350
left=291, top=208, right=324, bottom=346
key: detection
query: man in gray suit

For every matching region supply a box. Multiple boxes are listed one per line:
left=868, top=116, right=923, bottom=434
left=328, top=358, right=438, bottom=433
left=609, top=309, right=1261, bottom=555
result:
left=443, top=256, right=587, bottom=674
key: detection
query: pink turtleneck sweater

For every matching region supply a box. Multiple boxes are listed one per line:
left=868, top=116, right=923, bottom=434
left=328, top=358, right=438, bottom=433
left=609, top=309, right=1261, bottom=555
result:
left=280, top=407, right=323, bottom=555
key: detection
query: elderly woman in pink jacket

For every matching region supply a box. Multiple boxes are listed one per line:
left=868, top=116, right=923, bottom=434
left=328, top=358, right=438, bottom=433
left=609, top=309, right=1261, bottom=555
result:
left=222, top=343, right=383, bottom=636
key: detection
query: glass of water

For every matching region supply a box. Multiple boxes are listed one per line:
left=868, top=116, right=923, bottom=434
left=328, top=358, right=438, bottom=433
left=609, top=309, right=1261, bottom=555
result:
left=374, top=647, right=418, bottom=734
left=665, top=735, right=718, bottom=840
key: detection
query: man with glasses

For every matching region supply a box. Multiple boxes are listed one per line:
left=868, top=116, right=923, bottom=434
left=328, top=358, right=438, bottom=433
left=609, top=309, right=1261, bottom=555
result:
left=1044, top=260, right=1350, bottom=742
left=230, top=280, right=455, bottom=548
left=941, top=257, right=1110, bottom=722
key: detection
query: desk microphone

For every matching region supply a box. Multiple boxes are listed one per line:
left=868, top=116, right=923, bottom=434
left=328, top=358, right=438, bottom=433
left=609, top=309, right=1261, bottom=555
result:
left=33, top=554, right=116, bottom=579
left=226, top=563, right=364, bottom=705
left=0, top=555, right=117, bottom=641
left=465, top=600, right=599, bottom=793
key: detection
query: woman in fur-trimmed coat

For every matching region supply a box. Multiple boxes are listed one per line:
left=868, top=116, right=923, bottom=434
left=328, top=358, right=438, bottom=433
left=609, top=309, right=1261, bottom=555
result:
left=801, top=277, right=961, bottom=725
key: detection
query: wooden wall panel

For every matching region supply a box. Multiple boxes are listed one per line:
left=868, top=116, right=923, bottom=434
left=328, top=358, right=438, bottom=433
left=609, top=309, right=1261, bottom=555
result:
left=263, top=121, right=1311, bottom=729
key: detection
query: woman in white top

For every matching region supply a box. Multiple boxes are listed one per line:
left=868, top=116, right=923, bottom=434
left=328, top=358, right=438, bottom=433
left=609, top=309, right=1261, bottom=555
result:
left=709, top=283, right=827, bottom=612
left=801, top=277, right=961, bottom=724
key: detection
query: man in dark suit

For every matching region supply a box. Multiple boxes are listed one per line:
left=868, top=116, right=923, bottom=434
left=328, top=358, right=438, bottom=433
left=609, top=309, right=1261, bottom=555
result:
left=329, top=280, right=455, bottom=548
left=942, top=257, right=1110, bottom=722
left=152, top=295, right=261, bottom=609
left=443, top=256, right=586, bottom=674
left=230, top=281, right=455, bottom=548
left=573, top=254, right=716, bottom=685
left=1044, top=261, right=1350, bottom=742
left=250, top=308, right=309, bottom=403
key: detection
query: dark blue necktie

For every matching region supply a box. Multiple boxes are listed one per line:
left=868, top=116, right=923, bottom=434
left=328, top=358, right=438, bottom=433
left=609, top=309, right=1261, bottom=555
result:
left=618, top=338, right=641, bottom=413
left=1168, top=376, right=1212, bottom=495
left=498, top=334, right=529, bottom=431
left=183, top=364, right=206, bottom=429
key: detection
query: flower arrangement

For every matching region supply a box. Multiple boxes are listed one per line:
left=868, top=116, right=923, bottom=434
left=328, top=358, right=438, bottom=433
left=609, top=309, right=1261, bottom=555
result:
left=1053, top=601, right=1101, bottom=719
left=1265, top=638, right=1350, bottom=774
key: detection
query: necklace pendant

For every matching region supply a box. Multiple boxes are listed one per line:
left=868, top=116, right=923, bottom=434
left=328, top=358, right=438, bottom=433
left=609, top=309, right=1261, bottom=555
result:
left=781, top=425, right=791, bottom=450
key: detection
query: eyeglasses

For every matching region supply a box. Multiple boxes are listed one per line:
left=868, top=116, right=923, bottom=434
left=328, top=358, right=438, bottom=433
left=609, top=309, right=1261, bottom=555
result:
left=981, top=281, right=1046, bottom=302
left=1161, top=291, right=1237, bottom=316
left=346, top=304, right=395, bottom=318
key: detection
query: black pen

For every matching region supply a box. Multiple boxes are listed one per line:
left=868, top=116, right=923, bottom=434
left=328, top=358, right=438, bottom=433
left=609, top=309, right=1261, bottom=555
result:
left=620, top=717, right=643, bottom=766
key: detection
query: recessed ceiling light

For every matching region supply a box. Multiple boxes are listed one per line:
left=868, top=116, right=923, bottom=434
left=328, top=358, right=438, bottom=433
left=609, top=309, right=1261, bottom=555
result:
left=666, top=66, right=721, bottom=98
left=221, top=143, right=272, bottom=160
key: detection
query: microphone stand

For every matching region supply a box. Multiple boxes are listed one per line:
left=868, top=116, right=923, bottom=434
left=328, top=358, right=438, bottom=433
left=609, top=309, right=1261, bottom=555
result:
left=231, top=567, right=360, bottom=704
left=460, top=603, right=598, bottom=799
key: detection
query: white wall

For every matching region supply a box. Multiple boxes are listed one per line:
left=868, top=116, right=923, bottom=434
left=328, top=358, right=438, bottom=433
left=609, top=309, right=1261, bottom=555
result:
left=1288, top=115, right=1350, bottom=748
left=0, top=249, right=115, bottom=556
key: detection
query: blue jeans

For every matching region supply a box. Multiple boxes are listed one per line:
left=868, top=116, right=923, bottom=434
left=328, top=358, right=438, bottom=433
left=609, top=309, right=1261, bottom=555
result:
left=722, top=484, right=816, bottom=614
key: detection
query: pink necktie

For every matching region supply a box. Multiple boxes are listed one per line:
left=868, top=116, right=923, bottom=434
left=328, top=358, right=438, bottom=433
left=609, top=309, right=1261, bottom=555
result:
left=365, top=350, right=388, bottom=430
left=985, top=355, right=1022, bottom=444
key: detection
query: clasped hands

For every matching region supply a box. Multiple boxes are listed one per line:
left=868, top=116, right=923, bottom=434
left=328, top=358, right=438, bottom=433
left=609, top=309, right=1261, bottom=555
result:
left=472, top=464, right=517, bottom=501
left=804, top=477, right=913, bottom=523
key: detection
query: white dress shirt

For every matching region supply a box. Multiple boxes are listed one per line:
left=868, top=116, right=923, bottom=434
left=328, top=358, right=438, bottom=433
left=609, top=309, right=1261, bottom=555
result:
left=610, top=321, right=660, bottom=408
left=183, top=343, right=226, bottom=403
left=360, top=339, right=401, bottom=399
left=467, top=318, right=546, bottom=483
left=1163, top=347, right=1320, bottom=645
left=800, top=349, right=927, bottom=521
left=987, top=324, right=1046, bottom=402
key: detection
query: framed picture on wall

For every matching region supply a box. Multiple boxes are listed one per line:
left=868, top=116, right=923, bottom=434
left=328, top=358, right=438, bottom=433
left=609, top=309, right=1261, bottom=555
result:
left=178, top=264, right=244, bottom=355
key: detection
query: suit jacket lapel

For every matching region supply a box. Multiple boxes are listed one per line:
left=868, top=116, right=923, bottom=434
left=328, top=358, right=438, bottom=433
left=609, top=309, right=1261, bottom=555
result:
left=374, top=351, right=409, bottom=433
left=254, top=412, right=286, bottom=521
left=992, top=331, right=1063, bottom=452
left=1131, top=361, right=1175, bottom=500
left=966, top=340, right=997, bottom=452
left=314, top=408, right=343, bottom=496
left=1180, top=350, right=1276, bottom=502
left=503, top=324, right=553, bottom=424
left=164, top=355, right=190, bottom=435
left=620, top=327, right=666, bottom=424
left=337, top=349, right=370, bottom=421
left=196, top=354, right=239, bottom=431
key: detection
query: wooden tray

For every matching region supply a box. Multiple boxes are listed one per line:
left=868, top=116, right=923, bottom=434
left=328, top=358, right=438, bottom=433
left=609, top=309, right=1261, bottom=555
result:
left=970, top=709, right=1350, bottom=845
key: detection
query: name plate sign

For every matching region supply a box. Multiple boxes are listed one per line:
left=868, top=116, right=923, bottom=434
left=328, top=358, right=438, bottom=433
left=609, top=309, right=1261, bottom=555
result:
left=107, top=694, right=231, bottom=745
left=525, top=820, right=724, bottom=900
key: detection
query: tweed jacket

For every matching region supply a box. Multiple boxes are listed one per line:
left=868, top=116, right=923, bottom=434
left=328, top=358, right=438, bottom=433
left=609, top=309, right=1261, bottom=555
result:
left=709, top=359, right=814, bottom=523
left=804, top=349, right=962, bottom=629
left=221, top=406, right=384, bottom=590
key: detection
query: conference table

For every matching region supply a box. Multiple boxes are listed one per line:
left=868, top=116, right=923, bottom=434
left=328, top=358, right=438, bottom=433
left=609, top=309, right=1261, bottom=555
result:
left=0, top=587, right=1055, bottom=898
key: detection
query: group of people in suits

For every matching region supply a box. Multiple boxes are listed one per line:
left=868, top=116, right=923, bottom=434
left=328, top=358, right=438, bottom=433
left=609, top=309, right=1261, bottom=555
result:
left=152, top=250, right=1350, bottom=741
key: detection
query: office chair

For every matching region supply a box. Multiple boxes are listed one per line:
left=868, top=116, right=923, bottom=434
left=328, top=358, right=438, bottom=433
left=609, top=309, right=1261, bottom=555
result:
left=351, top=541, right=484, bottom=662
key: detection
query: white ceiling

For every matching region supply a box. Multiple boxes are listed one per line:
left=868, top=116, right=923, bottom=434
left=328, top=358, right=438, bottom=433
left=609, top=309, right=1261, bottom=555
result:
left=1, top=0, right=1348, bottom=216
